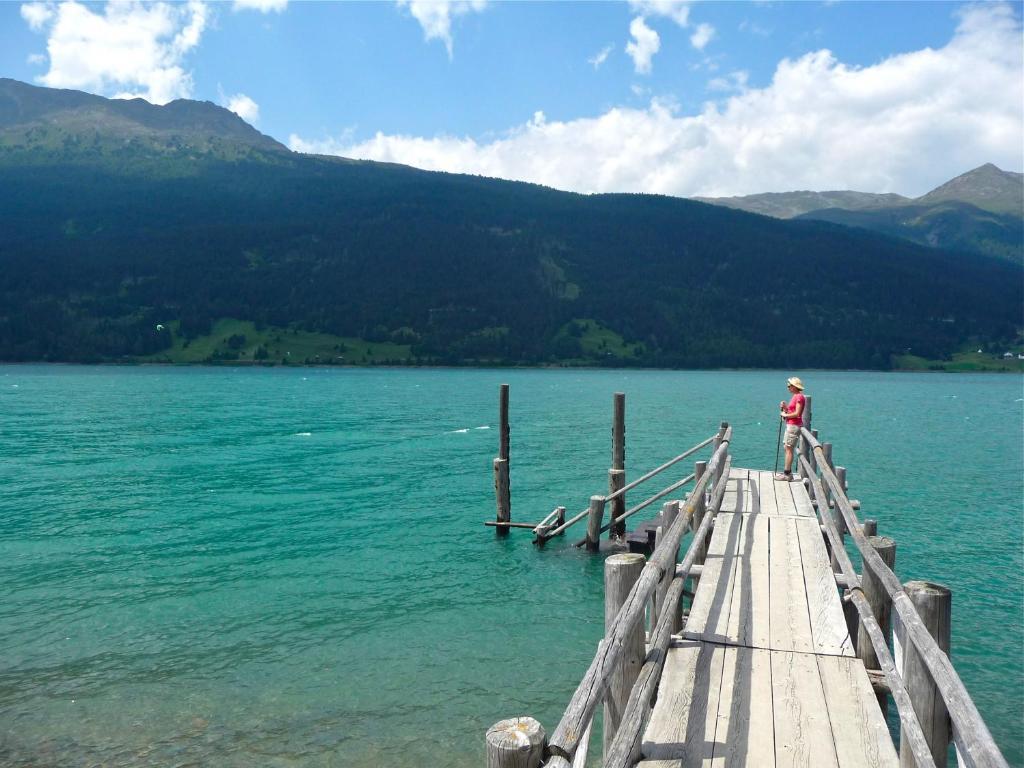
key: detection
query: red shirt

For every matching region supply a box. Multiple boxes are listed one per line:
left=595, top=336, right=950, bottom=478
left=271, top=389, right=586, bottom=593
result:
left=785, top=393, right=806, bottom=426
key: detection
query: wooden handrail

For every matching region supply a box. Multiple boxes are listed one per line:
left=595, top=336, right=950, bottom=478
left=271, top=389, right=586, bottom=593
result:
left=798, top=453, right=936, bottom=768
left=580, top=472, right=696, bottom=544
left=542, top=433, right=716, bottom=540
left=801, top=428, right=1007, bottom=768
left=541, top=436, right=732, bottom=765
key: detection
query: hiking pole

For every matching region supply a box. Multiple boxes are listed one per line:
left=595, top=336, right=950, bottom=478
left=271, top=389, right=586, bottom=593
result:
left=773, top=414, right=784, bottom=474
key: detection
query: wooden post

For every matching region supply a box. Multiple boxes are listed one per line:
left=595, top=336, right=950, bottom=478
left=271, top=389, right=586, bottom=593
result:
left=604, top=553, right=646, bottom=761
left=798, top=395, right=812, bottom=479
left=653, top=501, right=680, bottom=630
left=822, top=442, right=834, bottom=510
left=713, top=422, right=728, bottom=486
left=809, top=428, right=820, bottom=477
left=555, top=506, right=566, bottom=531
left=494, top=384, right=511, bottom=533
left=610, top=393, right=626, bottom=539
left=857, top=535, right=896, bottom=716
left=899, top=581, right=952, bottom=768
left=486, top=717, right=546, bottom=768
left=585, top=495, right=606, bottom=552
left=862, top=518, right=877, bottom=537
left=692, top=460, right=709, bottom=571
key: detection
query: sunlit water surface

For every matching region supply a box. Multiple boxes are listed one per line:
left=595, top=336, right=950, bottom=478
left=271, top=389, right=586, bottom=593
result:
left=1, top=366, right=1021, bottom=766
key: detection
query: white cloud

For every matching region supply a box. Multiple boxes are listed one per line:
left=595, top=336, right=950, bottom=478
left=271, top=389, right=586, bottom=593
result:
left=690, top=22, right=715, bottom=51
left=397, top=0, right=487, bottom=58
left=27, top=52, right=47, bottom=66
left=588, top=44, right=613, bottom=70
left=232, top=0, right=287, bottom=12
left=21, top=0, right=209, bottom=105
left=225, top=93, right=259, bottom=123
left=20, top=2, right=53, bottom=31
left=708, top=70, right=748, bottom=92
left=289, top=4, right=1023, bottom=199
left=625, top=16, right=660, bottom=75
left=628, top=0, right=690, bottom=27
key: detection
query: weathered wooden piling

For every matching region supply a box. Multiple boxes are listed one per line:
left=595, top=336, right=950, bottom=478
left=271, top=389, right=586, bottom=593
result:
left=798, top=395, right=813, bottom=479
left=653, top=501, right=679, bottom=627
left=857, top=535, right=897, bottom=716
left=603, top=553, right=647, bottom=760
left=898, top=581, right=952, bottom=768
left=609, top=393, right=626, bottom=539
left=690, top=460, right=708, bottom=591
left=485, top=717, right=546, bottom=768
left=585, top=495, right=606, bottom=551
left=494, top=384, right=511, bottom=533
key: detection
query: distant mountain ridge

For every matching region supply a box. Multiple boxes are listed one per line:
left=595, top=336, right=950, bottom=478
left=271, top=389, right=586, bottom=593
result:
left=695, top=164, right=1023, bottom=263
left=0, top=78, right=285, bottom=170
left=0, top=79, right=1020, bottom=368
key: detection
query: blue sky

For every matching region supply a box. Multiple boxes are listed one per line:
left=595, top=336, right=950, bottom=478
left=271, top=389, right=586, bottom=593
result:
left=2, top=1, right=1022, bottom=197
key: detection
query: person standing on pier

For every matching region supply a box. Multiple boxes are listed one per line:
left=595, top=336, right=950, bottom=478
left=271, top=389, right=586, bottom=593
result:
left=776, top=377, right=806, bottom=481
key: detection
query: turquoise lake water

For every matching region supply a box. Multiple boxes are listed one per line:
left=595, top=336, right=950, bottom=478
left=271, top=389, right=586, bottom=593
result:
left=0, top=366, right=1021, bottom=767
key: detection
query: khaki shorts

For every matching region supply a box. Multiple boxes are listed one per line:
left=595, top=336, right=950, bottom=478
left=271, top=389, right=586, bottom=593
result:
left=783, top=424, right=800, bottom=448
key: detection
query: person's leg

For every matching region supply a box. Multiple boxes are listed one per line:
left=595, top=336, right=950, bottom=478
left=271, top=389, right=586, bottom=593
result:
left=784, top=442, right=794, bottom=475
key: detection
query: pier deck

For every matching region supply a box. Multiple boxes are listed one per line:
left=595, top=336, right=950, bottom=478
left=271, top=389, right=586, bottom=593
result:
left=640, top=469, right=897, bottom=767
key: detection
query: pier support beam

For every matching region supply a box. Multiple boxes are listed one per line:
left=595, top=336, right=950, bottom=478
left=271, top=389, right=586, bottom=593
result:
left=857, top=535, right=896, bottom=717
left=798, top=395, right=812, bottom=480
left=486, top=717, right=546, bottom=768
left=603, top=553, right=646, bottom=762
left=898, top=581, right=952, bottom=768
left=494, top=384, right=511, bottom=533
left=609, top=393, right=626, bottom=539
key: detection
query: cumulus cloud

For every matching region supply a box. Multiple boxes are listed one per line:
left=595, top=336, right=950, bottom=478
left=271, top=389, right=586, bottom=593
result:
left=20, top=0, right=209, bottom=105
left=233, top=0, right=287, bottom=12
left=625, top=16, right=660, bottom=75
left=588, top=44, right=613, bottom=70
left=20, top=2, right=53, bottom=31
left=628, top=0, right=690, bottom=27
left=690, top=22, right=715, bottom=51
left=289, top=4, right=1023, bottom=199
left=708, top=70, right=748, bottom=92
left=225, top=93, right=259, bottom=122
left=397, top=0, right=487, bottom=58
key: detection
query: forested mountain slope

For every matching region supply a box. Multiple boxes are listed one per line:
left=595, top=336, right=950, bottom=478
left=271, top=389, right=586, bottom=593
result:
left=0, top=79, right=1020, bottom=368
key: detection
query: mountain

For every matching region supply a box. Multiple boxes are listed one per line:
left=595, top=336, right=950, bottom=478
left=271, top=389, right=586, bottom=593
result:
left=0, top=77, right=286, bottom=172
left=0, top=79, right=1020, bottom=369
left=692, top=190, right=910, bottom=219
left=915, top=163, right=1023, bottom=215
left=696, top=164, right=1023, bottom=263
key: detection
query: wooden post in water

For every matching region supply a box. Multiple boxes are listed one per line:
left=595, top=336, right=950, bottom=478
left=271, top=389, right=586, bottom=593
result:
left=603, top=553, right=646, bottom=761
left=863, top=518, right=877, bottom=537
left=585, top=495, right=606, bottom=552
left=899, top=581, right=952, bottom=768
left=691, top=460, right=708, bottom=592
left=609, top=392, right=626, bottom=539
left=494, top=384, right=511, bottom=533
left=486, top=717, right=546, bottom=768
left=857, top=535, right=896, bottom=717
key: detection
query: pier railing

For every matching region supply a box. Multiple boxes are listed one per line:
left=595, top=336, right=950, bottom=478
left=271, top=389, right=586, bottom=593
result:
left=486, top=385, right=723, bottom=550
left=799, top=427, right=1007, bottom=768
left=485, top=426, right=733, bottom=768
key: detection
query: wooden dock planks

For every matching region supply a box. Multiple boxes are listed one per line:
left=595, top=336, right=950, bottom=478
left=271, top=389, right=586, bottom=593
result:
left=640, top=469, right=894, bottom=767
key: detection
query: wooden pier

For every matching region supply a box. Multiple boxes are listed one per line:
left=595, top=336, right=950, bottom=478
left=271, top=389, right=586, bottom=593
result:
left=484, top=387, right=1008, bottom=768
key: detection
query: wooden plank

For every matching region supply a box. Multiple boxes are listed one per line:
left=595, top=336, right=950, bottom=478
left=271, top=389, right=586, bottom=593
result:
left=790, top=480, right=816, bottom=518
left=642, top=640, right=725, bottom=763
left=768, top=517, right=814, bottom=654
left=683, top=513, right=742, bottom=643
left=727, top=514, right=770, bottom=650
left=774, top=480, right=799, bottom=517
left=771, top=650, right=839, bottom=768
left=710, top=646, right=776, bottom=767
left=816, top=655, right=899, bottom=768
left=794, top=517, right=854, bottom=657
left=755, top=471, right=779, bottom=516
